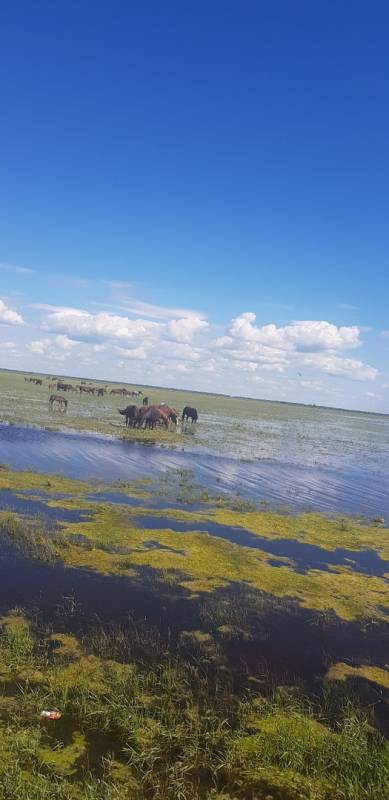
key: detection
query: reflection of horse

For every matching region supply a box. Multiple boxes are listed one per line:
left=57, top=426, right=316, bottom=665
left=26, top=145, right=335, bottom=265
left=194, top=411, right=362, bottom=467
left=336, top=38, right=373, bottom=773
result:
left=49, top=394, right=68, bottom=412
left=182, top=406, right=198, bottom=423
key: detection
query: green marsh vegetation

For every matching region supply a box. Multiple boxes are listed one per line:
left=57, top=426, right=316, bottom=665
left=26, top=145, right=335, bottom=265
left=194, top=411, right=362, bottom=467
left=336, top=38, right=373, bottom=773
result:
left=0, top=608, right=388, bottom=800
left=0, top=466, right=388, bottom=797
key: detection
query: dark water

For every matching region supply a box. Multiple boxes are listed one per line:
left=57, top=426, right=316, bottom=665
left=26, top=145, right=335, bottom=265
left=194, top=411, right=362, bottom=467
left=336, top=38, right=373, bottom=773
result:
left=1, top=424, right=388, bottom=520
left=0, top=539, right=388, bottom=680
left=134, top=514, right=389, bottom=576
left=0, top=489, right=91, bottom=524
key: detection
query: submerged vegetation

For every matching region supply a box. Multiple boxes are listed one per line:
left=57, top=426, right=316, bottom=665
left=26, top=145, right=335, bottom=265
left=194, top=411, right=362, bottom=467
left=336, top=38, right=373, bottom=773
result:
left=0, top=609, right=388, bottom=800
left=0, top=466, right=388, bottom=624
left=0, top=461, right=388, bottom=798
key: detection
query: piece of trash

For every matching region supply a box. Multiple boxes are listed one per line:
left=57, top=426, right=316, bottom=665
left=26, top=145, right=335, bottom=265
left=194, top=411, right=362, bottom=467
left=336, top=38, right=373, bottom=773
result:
left=40, top=710, right=62, bottom=720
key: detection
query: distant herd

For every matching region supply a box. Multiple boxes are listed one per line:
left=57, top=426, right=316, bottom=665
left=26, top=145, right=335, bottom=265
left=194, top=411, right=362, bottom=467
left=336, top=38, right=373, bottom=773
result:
left=24, top=375, right=198, bottom=430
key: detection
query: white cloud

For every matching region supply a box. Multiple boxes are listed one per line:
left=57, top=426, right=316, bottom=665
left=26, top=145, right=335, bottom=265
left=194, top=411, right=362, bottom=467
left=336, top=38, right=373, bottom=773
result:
left=301, top=353, right=378, bottom=381
left=0, top=262, right=35, bottom=275
left=116, top=346, right=147, bottom=360
left=228, top=313, right=361, bottom=352
left=0, top=299, right=24, bottom=326
left=41, top=306, right=208, bottom=348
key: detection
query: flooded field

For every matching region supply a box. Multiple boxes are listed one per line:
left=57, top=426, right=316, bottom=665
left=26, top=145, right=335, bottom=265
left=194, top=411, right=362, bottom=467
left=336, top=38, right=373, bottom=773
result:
left=0, top=372, right=388, bottom=799
left=1, top=422, right=389, bottom=521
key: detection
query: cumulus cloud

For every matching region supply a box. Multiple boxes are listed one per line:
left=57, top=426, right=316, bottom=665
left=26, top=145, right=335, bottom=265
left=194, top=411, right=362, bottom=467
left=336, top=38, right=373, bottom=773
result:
left=0, top=299, right=24, bottom=326
left=21, top=302, right=378, bottom=394
left=228, top=313, right=361, bottom=352
left=214, top=312, right=376, bottom=381
left=301, top=353, right=378, bottom=381
left=41, top=306, right=209, bottom=347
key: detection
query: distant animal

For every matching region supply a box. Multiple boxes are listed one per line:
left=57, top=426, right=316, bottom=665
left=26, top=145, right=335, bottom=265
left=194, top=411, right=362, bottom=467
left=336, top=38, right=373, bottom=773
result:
left=118, top=404, right=138, bottom=427
left=79, top=385, right=95, bottom=394
left=97, top=387, right=106, bottom=397
left=28, top=377, right=42, bottom=385
left=182, top=406, right=198, bottom=423
left=143, top=408, right=169, bottom=430
left=142, top=396, right=149, bottom=406
left=110, top=387, right=129, bottom=396
left=57, top=381, right=74, bottom=392
left=49, top=394, right=68, bottom=412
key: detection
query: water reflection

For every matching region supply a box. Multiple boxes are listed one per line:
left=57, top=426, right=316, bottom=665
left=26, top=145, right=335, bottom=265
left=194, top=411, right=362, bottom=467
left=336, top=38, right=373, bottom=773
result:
left=0, top=424, right=388, bottom=520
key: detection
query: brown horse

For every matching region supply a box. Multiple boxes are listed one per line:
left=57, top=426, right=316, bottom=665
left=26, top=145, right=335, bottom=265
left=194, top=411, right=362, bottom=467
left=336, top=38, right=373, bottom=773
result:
left=79, top=385, right=95, bottom=394
left=97, top=387, right=106, bottom=397
left=143, top=408, right=169, bottom=430
left=157, top=405, right=178, bottom=424
left=49, top=394, right=68, bottom=412
left=57, top=381, right=74, bottom=392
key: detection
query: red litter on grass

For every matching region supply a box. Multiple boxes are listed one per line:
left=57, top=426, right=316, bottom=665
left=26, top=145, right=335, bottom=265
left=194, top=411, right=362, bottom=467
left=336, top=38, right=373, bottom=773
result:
left=40, top=710, right=62, bottom=720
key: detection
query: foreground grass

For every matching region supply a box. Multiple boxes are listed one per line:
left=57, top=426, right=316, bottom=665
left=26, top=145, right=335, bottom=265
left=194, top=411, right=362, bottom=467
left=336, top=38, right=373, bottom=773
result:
left=0, top=609, right=388, bottom=800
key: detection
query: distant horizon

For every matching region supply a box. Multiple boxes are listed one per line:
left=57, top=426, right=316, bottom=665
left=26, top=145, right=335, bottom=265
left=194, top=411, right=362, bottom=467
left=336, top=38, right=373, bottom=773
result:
left=2, top=366, right=388, bottom=419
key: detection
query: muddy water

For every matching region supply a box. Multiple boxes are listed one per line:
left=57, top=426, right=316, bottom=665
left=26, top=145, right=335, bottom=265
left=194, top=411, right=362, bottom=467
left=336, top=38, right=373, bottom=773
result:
left=1, top=424, right=389, bottom=519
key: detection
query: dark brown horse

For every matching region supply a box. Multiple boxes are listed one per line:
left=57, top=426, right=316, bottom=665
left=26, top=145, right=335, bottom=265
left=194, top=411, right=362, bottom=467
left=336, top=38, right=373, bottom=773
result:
left=143, top=408, right=169, bottom=430
left=57, top=381, right=74, bottom=392
left=118, top=405, right=139, bottom=427
left=182, top=406, right=198, bottom=423
left=49, top=394, right=68, bottom=412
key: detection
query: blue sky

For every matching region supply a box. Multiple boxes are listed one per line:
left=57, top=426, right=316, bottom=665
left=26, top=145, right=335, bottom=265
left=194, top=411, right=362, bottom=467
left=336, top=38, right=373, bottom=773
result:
left=1, top=1, right=388, bottom=411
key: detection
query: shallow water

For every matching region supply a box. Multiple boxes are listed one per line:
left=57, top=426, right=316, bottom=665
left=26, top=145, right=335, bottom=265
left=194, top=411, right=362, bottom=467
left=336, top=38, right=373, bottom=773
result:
left=1, top=424, right=388, bottom=520
left=0, top=488, right=92, bottom=524
left=134, top=514, right=389, bottom=576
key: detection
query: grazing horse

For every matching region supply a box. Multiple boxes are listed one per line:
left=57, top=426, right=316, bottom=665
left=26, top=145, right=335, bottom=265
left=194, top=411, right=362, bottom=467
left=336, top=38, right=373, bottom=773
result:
left=110, top=387, right=127, bottom=396
left=182, top=406, right=198, bottom=423
left=79, top=385, right=95, bottom=394
left=49, top=394, right=68, bottom=412
left=118, top=405, right=139, bottom=427
left=142, top=396, right=149, bottom=406
left=157, top=405, right=178, bottom=424
left=57, top=381, right=74, bottom=392
left=143, top=408, right=169, bottom=430
left=97, top=387, right=106, bottom=397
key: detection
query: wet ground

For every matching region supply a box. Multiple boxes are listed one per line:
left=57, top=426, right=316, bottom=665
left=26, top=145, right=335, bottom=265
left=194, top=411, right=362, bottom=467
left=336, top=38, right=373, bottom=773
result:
left=0, top=421, right=388, bottom=739
left=134, top=513, right=389, bottom=576
left=1, top=423, right=389, bottom=520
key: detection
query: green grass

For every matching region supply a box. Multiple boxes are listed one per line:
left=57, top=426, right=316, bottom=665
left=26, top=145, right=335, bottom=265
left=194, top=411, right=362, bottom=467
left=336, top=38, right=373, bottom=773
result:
left=0, top=610, right=388, bottom=800
left=1, top=366, right=381, bottom=456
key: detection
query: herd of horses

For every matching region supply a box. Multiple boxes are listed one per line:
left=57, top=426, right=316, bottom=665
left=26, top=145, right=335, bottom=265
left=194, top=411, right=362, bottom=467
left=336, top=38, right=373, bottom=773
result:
left=24, top=375, right=198, bottom=429
left=118, top=403, right=198, bottom=429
